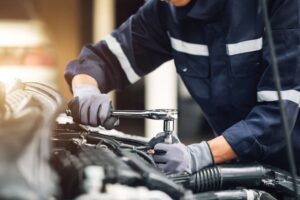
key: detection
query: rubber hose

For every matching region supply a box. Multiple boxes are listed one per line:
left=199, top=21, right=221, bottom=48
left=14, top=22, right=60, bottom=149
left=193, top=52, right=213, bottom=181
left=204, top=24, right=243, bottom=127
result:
left=189, top=164, right=270, bottom=193
left=190, top=166, right=221, bottom=192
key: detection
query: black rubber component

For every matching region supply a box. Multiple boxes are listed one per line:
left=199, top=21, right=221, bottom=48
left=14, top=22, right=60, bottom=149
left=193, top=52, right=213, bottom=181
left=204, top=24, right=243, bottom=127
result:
left=191, top=165, right=222, bottom=192
left=119, top=149, right=186, bottom=200
left=170, top=164, right=300, bottom=197
left=51, top=147, right=141, bottom=200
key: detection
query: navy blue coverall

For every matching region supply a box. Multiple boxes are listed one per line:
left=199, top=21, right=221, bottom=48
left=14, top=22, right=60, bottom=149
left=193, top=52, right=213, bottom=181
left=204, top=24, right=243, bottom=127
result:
left=65, top=0, right=300, bottom=173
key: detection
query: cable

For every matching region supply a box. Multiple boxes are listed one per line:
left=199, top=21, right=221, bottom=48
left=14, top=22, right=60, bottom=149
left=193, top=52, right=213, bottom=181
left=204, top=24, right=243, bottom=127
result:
left=87, top=134, right=120, bottom=150
left=132, top=148, right=157, bottom=167
left=261, top=0, right=299, bottom=199
left=119, top=144, right=157, bottom=166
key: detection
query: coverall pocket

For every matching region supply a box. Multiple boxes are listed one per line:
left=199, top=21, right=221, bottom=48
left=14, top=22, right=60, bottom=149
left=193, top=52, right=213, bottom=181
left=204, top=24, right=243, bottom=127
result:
left=229, top=51, right=262, bottom=77
left=174, top=54, right=209, bottom=78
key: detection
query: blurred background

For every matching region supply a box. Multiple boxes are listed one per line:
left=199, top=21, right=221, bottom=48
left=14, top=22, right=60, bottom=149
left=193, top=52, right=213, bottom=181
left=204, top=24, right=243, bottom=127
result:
left=0, top=0, right=213, bottom=143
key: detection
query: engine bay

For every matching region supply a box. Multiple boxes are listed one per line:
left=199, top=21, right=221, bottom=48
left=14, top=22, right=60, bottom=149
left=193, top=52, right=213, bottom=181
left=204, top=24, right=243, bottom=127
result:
left=0, top=80, right=299, bottom=200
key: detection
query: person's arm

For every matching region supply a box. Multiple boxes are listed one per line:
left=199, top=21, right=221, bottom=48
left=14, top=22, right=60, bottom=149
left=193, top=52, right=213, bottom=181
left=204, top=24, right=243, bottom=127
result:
left=207, top=136, right=237, bottom=164
left=69, top=74, right=119, bottom=128
left=65, top=0, right=172, bottom=93
left=222, top=0, right=300, bottom=162
left=71, top=74, right=98, bottom=91
left=65, top=1, right=173, bottom=128
left=164, top=0, right=191, bottom=7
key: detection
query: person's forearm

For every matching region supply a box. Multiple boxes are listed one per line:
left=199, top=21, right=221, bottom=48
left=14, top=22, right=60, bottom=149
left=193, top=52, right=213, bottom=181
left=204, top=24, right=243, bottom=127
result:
left=207, top=135, right=237, bottom=164
left=72, top=74, right=98, bottom=92
left=168, top=0, right=191, bottom=7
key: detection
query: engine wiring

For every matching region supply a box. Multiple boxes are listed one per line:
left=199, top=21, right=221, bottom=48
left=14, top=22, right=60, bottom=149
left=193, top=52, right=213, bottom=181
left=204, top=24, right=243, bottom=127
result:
left=120, top=143, right=157, bottom=167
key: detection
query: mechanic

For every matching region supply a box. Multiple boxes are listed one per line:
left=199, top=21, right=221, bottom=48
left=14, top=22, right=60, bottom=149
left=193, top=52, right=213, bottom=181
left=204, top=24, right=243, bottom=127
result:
left=65, top=0, right=300, bottom=175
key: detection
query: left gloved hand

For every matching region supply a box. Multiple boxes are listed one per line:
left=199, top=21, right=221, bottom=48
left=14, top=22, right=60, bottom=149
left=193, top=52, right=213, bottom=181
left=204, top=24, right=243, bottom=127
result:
left=68, top=85, right=119, bottom=129
left=153, top=141, right=213, bottom=174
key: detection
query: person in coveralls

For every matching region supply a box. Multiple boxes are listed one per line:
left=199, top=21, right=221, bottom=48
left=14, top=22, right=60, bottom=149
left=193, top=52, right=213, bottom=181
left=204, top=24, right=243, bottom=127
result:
left=65, top=0, right=300, bottom=175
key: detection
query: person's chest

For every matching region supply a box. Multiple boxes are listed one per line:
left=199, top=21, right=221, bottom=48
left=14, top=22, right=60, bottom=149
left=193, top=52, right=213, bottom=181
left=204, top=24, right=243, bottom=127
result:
left=162, top=1, right=267, bottom=127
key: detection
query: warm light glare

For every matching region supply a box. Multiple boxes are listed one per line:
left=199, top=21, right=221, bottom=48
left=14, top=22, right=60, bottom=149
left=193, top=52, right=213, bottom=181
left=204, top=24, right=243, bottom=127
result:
left=0, top=20, right=49, bottom=47
left=0, top=66, right=57, bottom=88
left=0, top=20, right=58, bottom=88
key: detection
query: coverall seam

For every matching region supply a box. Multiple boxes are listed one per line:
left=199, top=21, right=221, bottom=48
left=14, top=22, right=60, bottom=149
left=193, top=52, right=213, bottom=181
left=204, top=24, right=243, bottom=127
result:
left=241, top=121, right=265, bottom=159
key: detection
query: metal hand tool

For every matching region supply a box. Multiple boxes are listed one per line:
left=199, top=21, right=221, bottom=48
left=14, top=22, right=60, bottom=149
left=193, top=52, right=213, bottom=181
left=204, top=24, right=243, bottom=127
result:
left=66, top=108, right=178, bottom=144
left=110, top=109, right=178, bottom=144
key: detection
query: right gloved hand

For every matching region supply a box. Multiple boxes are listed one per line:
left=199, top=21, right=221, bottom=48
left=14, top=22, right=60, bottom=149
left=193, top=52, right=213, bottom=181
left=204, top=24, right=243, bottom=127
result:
left=68, top=84, right=119, bottom=129
left=148, top=132, right=180, bottom=149
left=153, top=141, right=213, bottom=174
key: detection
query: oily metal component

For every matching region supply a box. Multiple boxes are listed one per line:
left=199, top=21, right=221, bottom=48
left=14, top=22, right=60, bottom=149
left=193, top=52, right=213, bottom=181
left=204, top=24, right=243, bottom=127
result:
left=111, top=109, right=178, bottom=143
left=66, top=107, right=178, bottom=143
left=191, top=190, right=277, bottom=200
left=111, top=109, right=178, bottom=120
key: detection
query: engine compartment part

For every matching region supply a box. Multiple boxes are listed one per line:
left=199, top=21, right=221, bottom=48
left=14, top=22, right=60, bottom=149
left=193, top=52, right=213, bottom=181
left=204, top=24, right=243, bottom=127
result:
left=110, top=109, right=178, bottom=144
left=191, top=190, right=277, bottom=200
left=170, top=164, right=300, bottom=198
left=52, top=118, right=300, bottom=200
left=0, top=80, right=63, bottom=199
left=1, top=81, right=300, bottom=200
left=52, top=123, right=186, bottom=200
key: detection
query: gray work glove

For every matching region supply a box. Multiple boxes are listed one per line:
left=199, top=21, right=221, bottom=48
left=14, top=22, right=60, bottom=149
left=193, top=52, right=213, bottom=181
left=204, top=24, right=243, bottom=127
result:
left=68, top=85, right=119, bottom=129
left=148, top=132, right=180, bottom=149
left=153, top=141, right=213, bottom=174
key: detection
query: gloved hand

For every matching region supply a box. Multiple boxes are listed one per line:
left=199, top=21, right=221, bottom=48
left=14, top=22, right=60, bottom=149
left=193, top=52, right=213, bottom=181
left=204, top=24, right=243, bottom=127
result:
left=68, top=84, right=119, bottom=129
left=148, top=132, right=180, bottom=149
left=153, top=141, right=213, bottom=174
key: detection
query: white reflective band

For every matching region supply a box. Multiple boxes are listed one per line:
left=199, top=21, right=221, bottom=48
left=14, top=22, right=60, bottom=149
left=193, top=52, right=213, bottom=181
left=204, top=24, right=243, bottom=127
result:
left=169, top=36, right=209, bottom=56
left=227, top=37, right=263, bottom=56
left=257, top=90, right=300, bottom=106
left=104, top=35, right=140, bottom=83
left=244, top=190, right=255, bottom=200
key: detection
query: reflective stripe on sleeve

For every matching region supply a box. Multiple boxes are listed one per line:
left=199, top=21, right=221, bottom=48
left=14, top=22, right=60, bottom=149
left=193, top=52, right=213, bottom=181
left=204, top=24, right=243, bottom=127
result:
left=257, top=90, right=300, bottom=106
left=104, top=35, right=140, bottom=83
left=227, top=37, right=263, bottom=56
left=244, top=190, right=255, bottom=200
left=169, top=36, right=209, bottom=56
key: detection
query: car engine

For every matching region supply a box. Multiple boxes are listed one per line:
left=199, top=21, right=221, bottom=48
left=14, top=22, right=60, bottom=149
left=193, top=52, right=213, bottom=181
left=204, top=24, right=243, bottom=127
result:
left=0, top=81, right=299, bottom=200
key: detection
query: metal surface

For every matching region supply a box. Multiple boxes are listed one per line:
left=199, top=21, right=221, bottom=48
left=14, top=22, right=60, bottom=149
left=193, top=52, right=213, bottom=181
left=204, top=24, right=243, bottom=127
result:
left=111, top=109, right=178, bottom=120
left=111, top=109, right=178, bottom=143
left=66, top=109, right=178, bottom=143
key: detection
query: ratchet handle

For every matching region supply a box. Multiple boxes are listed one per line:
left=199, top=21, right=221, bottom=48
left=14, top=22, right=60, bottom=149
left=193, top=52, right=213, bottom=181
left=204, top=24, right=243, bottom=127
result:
left=111, top=109, right=178, bottom=120
left=111, top=110, right=151, bottom=119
